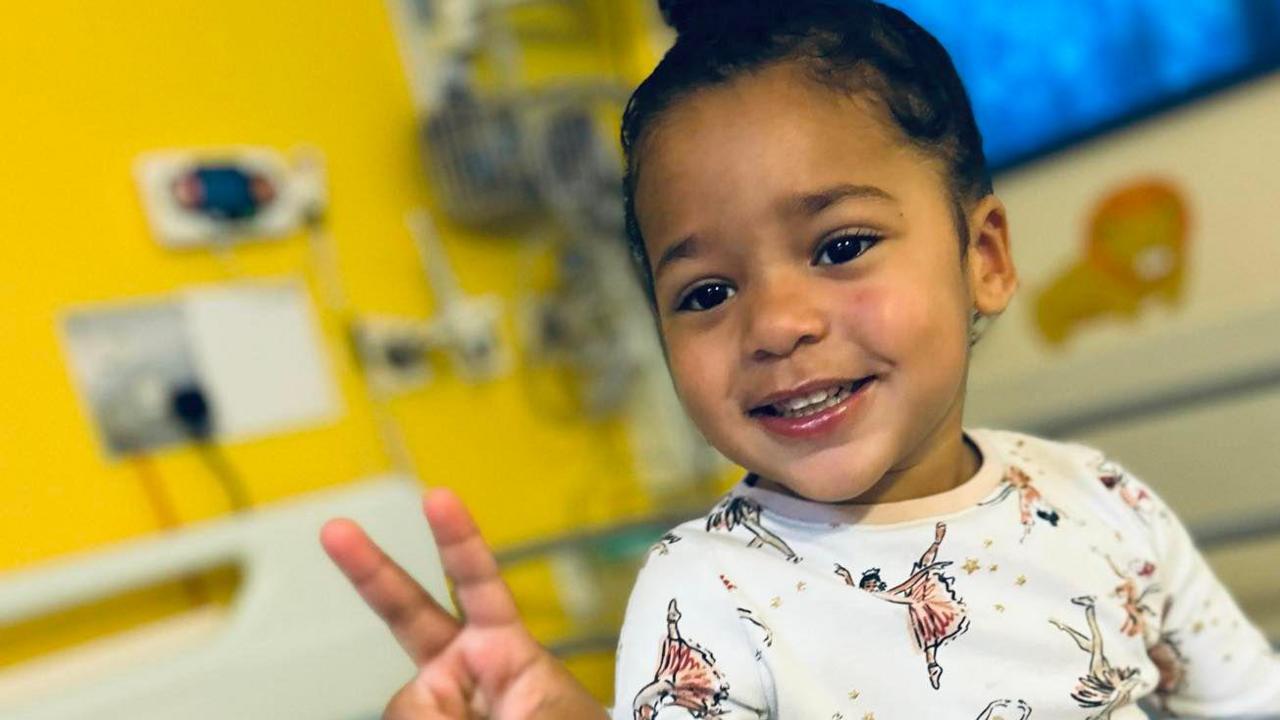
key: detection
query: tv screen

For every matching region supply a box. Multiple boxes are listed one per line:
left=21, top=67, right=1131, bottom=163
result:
left=886, top=0, right=1280, bottom=168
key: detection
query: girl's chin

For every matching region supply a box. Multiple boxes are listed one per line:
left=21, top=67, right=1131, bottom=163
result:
left=756, top=472, right=881, bottom=504
left=795, top=482, right=880, bottom=504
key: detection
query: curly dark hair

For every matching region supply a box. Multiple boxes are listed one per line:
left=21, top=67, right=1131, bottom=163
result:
left=620, top=0, right=992, bottom=307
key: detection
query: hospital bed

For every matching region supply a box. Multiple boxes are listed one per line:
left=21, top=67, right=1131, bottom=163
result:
left=0, top=476, right=450, bottom=720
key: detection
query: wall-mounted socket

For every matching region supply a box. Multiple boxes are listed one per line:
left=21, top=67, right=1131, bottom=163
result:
left=350, top=209, right=509, bottom=395
left=432, top=294, right=507, bottom=383
left=351, top=293, right=507, bottom=395
left=61, top=281, right=341, bottom=456
left=61, top=302, right=202, bottom=455
left=351, top=316, right=435, bottom=395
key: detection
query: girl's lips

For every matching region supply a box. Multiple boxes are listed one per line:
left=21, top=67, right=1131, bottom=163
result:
left=753, top=378, right=873, bottom=439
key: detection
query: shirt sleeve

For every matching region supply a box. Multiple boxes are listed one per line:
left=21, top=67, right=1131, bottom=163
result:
left=610, top=534, right=770, bottom=720
left=1120, top=466, right=1280, bottom=718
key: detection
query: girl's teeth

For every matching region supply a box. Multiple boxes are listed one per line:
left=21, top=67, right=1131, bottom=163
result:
left=786, top=388, right=831, bottom=411
left=776, top=384, right=850, bottom=417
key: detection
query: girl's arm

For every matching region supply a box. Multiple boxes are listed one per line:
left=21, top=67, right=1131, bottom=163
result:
left=1123, top=469, right=1280, bottom=717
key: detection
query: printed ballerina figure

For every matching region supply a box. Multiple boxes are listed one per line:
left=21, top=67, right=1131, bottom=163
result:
left=650, top=532, right=683, bottom=557
left=1100, top=553, right=1160, bottom=639
left=706, top=496, right=801, bottom=562
left=1097, top=461, right=1158, bottom=522
left=979, top=466, right=1062, bottom=540
left=736, top=607, right=773, bottom=659
left=1049, top=595, right=1143, bottom=720
left=834, top=522, right=970, bottom=690
left=974, top=698, right=1033, bottom=720
left=632, top=599, right=731, bottom=720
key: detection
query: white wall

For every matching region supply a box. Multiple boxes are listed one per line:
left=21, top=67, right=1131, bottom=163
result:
left=965, top=72, right=1280, bottom=637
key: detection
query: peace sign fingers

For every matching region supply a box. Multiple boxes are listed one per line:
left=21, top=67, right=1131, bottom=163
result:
left=321, top=516, right=460, bottom=665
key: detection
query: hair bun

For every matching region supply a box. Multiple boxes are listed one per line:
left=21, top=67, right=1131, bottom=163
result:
left=659, top=0, right=777, bottom=36
left=658, top=0, right=705, bottom=35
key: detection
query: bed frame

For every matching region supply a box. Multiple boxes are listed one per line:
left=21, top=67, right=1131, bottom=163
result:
left=0, top=476, right=449, bottom=720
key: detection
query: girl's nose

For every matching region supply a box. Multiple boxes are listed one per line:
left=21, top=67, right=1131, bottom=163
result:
left=744, top=276, right=829, bottom=361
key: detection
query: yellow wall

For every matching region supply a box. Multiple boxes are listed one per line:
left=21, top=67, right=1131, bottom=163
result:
left=0, top=0, right=669, bottom=701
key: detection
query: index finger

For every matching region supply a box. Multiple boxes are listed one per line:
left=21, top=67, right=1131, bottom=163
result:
left=320, top=517, right=460, bottom=665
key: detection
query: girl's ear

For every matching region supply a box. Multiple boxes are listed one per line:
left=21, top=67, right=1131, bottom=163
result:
left=964, top=194, right=1018, bottom=316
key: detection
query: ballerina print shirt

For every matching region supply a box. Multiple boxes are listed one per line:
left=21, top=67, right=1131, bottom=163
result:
left=611, top=428, right=1280, bottom=720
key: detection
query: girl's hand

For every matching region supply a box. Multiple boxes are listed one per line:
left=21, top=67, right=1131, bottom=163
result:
left=320, top=488, right=609, bottom=720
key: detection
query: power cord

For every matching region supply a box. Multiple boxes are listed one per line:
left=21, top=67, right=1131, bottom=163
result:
left=130, top=454, right=209, bottom=605
left=169, top=383, right=253, bottom=513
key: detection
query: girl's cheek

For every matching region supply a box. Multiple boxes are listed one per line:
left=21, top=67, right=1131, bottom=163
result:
left=840, top=283, right=909, bottom=352
left=847, top=281, right=963, bottom=360
left=667, top=335, right=723, bottom=401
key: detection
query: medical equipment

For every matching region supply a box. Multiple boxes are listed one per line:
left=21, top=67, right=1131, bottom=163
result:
left=135, top=147, right=326, bottom=249
left=390, top=0, right=728, bottom=496
left=351, top=210, right=509, bottom=393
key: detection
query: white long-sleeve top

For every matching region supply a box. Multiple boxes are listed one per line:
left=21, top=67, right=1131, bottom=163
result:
left=612, top=428, right=1280, bottom=720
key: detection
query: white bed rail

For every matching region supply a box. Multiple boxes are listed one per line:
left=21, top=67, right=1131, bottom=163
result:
left=0, top=476, right=450, bottom=720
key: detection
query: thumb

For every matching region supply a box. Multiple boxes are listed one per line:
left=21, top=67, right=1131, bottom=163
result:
left=382, top=680, right=441, bottom=720
left=383, top=670, right=476, bottom=720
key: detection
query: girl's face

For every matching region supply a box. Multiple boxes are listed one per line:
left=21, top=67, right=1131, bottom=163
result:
left=634, top=63, right=1015, bottom=503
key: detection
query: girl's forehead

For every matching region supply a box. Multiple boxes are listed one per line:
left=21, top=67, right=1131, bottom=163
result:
left=635, top=75, right=940, bottom=230
left=638, top=66, right=931, bottom=196
left=657, top=65, right=897, bottom=150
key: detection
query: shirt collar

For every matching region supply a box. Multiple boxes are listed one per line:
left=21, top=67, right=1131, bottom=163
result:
left=729, top=428, right=1007, bottom=527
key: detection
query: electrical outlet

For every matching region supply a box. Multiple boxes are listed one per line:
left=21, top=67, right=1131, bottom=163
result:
left=61, top=300, right=204, bottom=455
left=350, top=297, right=507, bottom=394
left=436, top=296, right=508, bottom=383
left=351, top=316, right=435, bottom=394
left=62, top=282, right=341, bottom=456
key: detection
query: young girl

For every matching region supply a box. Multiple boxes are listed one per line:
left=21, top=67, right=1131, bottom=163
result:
left=320, top=1, right=1280, bottom=717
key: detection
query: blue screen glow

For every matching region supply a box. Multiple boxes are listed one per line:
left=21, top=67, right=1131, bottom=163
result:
left=886, top=1, right=1280, bottom=168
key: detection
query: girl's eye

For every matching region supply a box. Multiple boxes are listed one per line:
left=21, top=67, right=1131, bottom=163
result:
left=814, top=232, right=880, bottom=266
left=677, top=282, right=735, bottom=312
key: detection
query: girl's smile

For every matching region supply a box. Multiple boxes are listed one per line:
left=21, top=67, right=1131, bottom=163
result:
left=747, top=375, right=876, bottom=439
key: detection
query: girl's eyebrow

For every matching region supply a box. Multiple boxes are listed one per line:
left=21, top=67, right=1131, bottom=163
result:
left=653, top=184, right=897, bottom=280
left=653, top=235, right=700, bottom=281
left=782, top=183, right=898, bottom=216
